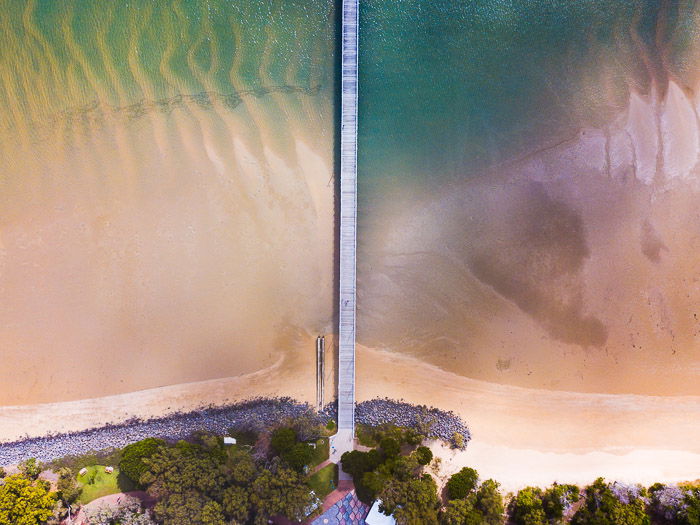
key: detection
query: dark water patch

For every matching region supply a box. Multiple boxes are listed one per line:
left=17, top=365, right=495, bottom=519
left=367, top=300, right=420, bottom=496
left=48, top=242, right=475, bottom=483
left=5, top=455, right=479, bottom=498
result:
left=641, top=219, right=668, bottom=263
left=465, top=183, right=607, bottom=348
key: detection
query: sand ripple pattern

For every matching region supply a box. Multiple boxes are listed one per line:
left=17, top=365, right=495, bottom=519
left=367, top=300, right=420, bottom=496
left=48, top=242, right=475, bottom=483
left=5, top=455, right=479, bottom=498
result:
left=0, top=0, right=336, bottom=405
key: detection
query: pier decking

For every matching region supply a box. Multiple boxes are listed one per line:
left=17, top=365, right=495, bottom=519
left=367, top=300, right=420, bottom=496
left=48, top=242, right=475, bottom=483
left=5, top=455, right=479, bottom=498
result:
left=333, top=0, right=359, bottom=469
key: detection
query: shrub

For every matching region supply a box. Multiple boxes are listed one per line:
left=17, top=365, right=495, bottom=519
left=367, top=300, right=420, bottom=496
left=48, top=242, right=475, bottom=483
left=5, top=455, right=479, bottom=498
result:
left=415, top=446, right=433, bottom=466
left=56, top=468, right=81, bottom=505
left=0, top=467, right=5, bottom=478
left=119, top=438, right=165, bottom=486
left=270, top=427, right=297, bottom=455
left=18, top=458, right=42, bottom=480
left=452, top=432, right=466, bottom=450
left=446, top=467, right=479, bottom=500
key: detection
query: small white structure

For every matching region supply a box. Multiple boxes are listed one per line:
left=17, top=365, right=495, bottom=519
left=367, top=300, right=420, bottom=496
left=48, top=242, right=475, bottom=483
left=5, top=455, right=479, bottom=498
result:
left=366, top=500, right=397, bottom=525
left=223, top=437, right=237, bottom=445
left=104, top=466, right=114, bottom=474
left=78, top=468, right=88, bottom=477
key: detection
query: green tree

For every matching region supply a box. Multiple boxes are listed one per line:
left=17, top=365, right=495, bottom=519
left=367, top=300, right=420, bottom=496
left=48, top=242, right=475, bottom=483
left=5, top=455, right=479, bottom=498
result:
left=542, top=483, right=579, bottom=522
left=140, top=442, right=227, bottom=500
left=452, top=432, right=466, bottom=449
left=404, top=428, right=425, bottom=446
left=341, top=449, right=383, bottom=479
left=380, top=437, right=401, bottom=458
left=153, top=491, right=225, bottom=525
left=446, top=467, right=479, bottom=500
left=19, top=458, right=42, bottom=480
left=270, top=427, right=297, bottom=455
left=441, top=498, right=483, bottom=525
left=685, top=488, right=700, bottom=525
left=509, top=487, right=547, bottom=525
left=0, top=467, right=5, bottom=478
left=119, top=438, right=166, bottom=486
left=391, top=454, right=421, bottom=482
left=281, top=442, right=314, bottom=472
left=360, top=471, right=389, bottom=502
left=415, top=446, right=433, bottom=466
left=380, top=474, right=440, bottom=525
left=0, top=474, right=57, bottom=525
left=250, top=466, right=315, bottom=522
left=222, top=486, right=251, bottom=523
left=56, top=467, right=81, bottom=506
left=475, top=479, right=504, bottom=525
left=571, top=478, right=649, bottom=525
left=227, top=448, right=257, bottom=485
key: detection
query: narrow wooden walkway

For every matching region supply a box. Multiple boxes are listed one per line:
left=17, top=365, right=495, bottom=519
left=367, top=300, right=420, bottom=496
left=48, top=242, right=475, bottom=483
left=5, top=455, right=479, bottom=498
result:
left=333, top=0, right=359, bottom=477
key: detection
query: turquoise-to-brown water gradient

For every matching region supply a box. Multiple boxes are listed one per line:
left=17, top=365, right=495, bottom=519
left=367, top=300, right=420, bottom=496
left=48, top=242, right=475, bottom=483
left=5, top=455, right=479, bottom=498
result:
left=0, top=0, right=336, bottom=405
left=358, top=0, right=700, bottom=395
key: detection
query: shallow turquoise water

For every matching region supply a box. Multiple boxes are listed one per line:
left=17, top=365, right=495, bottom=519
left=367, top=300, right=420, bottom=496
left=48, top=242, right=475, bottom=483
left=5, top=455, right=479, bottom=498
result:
left=357, top=0, right=697, bottom=183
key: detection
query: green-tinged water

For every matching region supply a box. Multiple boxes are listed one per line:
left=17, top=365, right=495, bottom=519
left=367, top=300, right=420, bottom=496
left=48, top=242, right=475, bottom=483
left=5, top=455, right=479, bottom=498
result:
left=0, top=0, right=337, bottom=405
left=358, top=0, right=696, bottom=183
left=0, top=0, right=334, bottom=142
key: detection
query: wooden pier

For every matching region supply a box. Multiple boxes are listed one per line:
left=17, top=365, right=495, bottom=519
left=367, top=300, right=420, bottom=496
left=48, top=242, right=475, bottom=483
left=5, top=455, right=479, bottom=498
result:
left=334, top=0, right=359, bottom=465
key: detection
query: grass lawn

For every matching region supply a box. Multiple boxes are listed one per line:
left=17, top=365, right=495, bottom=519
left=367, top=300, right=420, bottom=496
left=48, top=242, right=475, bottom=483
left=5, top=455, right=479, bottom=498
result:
left=309, top=437, right=330, bottom=467
left=308, top=463, right=338, bottom=500
left=76, top=465, right=135, bottom=504
left=321, top=420, right=336, bottom=436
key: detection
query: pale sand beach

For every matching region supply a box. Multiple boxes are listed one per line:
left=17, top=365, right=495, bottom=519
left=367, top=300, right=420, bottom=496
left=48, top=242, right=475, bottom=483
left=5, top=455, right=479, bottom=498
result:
left=3, top=343, right=700, bottom=490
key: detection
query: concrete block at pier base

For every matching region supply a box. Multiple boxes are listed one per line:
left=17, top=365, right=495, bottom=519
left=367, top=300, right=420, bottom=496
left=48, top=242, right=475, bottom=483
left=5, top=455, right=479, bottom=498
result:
left=330, top=429, right=355, bottom=481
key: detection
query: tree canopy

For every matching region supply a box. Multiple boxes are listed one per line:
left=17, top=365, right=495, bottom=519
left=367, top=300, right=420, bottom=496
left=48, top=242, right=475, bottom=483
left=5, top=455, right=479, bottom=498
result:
left=119, top=437, right=166, bottom=486
left=0, top=474, right=57, bottom=525
left=571, top=478, right=649, bottom=525
left=446, top=467, right=479, bottom=500
left=415, top=446, right=433, bottom=466
left=380, top=474, right=440, bottom=525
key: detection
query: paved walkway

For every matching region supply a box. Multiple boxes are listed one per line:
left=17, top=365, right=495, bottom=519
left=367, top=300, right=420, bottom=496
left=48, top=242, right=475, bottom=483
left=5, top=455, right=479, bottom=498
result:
left=330, top=430, right=355, bottom=480
left=309, top=488, right=369, bottom=525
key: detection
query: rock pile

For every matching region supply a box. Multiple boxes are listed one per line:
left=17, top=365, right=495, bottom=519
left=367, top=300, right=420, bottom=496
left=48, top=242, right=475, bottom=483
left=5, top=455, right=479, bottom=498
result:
left=0, top=397, right=470, bottom=465
left=0, top=397, right=319, bottom=466
left=322, top=398, right=471, bottom=447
